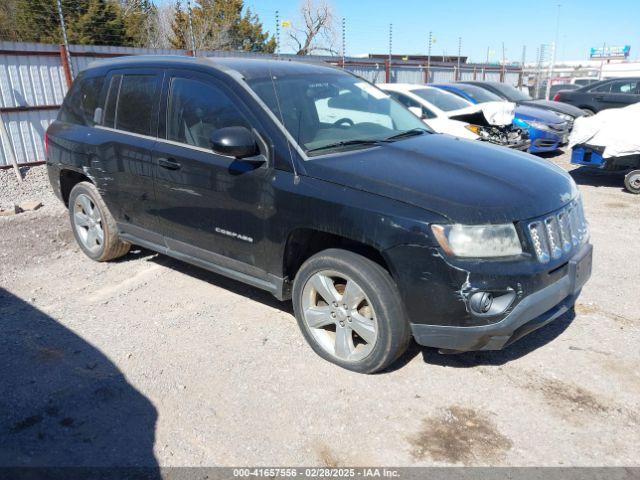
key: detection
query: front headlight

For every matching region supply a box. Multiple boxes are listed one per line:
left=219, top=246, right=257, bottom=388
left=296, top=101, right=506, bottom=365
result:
left=527, top=120, right=551, bottom=131
left=465, top=124, right=482, bottom=135
left=556, top=113, right=574, bottom=122
left=431, top=223, right=523, bottom=258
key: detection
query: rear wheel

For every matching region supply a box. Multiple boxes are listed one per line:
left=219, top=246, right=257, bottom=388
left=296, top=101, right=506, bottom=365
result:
left=292, top=248, right=411, bottom=373
left=624, top=170, right=640, bottom=194
left=581, top=108, right=596, bottom=116
left=68, top=182, right=130, bottom=261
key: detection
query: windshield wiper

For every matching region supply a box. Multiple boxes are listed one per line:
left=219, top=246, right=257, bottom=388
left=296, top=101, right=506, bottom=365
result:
left=306, top=139, right=383, bottom=154
left=384, top=128, right=429, bottom=141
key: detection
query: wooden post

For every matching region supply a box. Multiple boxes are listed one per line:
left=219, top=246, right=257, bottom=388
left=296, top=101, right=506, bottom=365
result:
left=59, top=44, right=72, bottom=89
left=0, top=113, right=22, bottom=184
left=384, top=59, right=390, bottom=83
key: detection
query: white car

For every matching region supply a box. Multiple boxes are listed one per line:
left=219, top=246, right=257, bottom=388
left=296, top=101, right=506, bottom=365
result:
left=378, top=83, right=529, bottom=149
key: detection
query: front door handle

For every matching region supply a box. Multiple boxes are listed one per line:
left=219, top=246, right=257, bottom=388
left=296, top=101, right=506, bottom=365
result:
left=158, top=158, right=181, bottom=170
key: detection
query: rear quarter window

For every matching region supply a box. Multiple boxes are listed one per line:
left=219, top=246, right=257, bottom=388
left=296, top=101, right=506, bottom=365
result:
left=58, top=75, right=105, bottom=126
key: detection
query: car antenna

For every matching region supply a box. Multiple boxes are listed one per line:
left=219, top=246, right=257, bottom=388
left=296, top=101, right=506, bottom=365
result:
left=270, top=67, right=300, bottom=185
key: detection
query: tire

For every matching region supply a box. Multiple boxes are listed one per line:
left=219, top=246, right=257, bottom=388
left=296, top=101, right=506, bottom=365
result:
left=68, top=181, right=130, bottom=261
left=624, top=170, right=640, bottom=194
left=292, top=248, right=411, bottom=374
left=581, top=108, right=596, bottom=116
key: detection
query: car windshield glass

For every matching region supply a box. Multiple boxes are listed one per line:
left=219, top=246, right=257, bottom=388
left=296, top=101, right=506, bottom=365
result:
left=410, top=88, right=471, bottom=111
left=490, top=83, right=532, bottom=101
left=455, top=84, right=503, bottom=103
left=246, top=73, right=430, bottom=157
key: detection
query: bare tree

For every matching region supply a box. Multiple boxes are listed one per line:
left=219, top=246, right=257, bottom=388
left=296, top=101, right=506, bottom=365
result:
left=288, top=0, right=337, bottom=55
left=142, top=3, right=176, bottom=49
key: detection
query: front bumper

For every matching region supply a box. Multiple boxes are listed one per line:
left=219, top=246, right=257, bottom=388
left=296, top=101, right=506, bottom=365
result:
left=410, top=243, right=592, bottom=352
left=528, top=127, right=562, bottom=153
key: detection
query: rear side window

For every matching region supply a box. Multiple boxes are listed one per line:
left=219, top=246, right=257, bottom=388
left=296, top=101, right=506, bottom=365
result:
left=103, top=73, right=159, bottom=136
left=591, top=83, right=612, bottom=93
left=117, top=75, right=158, bottom=136
left=59, top=75, right=105, bottom=126
left=166, top=77, right=249, bottom=148
left=609, top=80, right=639, bottom=94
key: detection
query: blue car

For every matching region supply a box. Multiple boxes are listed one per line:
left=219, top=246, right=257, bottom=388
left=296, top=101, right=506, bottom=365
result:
left=432, top=83, right=569, bottom=153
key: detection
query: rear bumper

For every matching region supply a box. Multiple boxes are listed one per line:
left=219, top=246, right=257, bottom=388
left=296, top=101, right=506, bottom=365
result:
left=410, top=243, right=592, bottom=352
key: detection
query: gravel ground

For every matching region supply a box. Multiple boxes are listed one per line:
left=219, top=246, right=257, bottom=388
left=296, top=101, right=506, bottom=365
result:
left=1, top=151, right=639, bottom=468
left=0, top=166, right=58, bottom=212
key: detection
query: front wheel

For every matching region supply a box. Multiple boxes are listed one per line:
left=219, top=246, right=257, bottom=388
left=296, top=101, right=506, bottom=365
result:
left=624, top=170, right=640, bottom=194
left=292, top=249, right=411, bottom=373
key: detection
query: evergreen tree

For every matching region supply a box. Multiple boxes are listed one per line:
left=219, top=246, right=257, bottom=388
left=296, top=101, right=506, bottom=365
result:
left=68, top=0, right=125, bottom=46
left=171, top=0, right=275, bottom=53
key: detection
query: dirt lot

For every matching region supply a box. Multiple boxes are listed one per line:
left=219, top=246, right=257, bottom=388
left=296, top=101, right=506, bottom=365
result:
left=1, top=151, right=639, bottom=467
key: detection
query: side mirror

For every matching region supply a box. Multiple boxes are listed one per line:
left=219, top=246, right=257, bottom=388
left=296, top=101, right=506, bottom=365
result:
left=210, top=126, right=259, bottom=159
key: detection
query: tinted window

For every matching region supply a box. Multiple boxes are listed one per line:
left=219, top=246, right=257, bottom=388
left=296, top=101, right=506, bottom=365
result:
left=609, top=80, right=639, bottom=94
left=114, top=75, right=158, bottom=136
left=454, top=84, right=502, bottom=103
left=591, top=82, right=612, bottom=93
left=103, top=75, right=121, bottom=128
left=488, top=83, right=532, bottom=101
left=167, top=78, right=249, bottom=148
left=410, top=88, right=470, bottom=112
left=59, top=75, right=105, bottom=126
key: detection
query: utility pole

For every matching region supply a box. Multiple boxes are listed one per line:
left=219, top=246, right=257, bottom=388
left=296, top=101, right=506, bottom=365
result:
left=341, top=17, right=346, bottom=67
left=275, top=10, right=280, bottom=55
left=186, top=0, right=197, bottom=55
left=457, top=37, right=462, bottom=81
left=547, top=3, right=561, bottom=99
left=501, top=42, right=506, bottom=82
left=56, top=0, right=73, bottom=80
left=388, top=23, right=393, bottom=63
left=427, top=31, right=433, bottom=83
left=519, top=45, right=527, bottom=88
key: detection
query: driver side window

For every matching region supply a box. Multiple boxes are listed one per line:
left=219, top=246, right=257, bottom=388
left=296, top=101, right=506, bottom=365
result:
left=167, top=77, right=249, bottom=149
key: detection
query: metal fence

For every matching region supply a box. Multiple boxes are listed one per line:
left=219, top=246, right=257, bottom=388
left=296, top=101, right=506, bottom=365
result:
left=0, top=41, right=523, bottom=167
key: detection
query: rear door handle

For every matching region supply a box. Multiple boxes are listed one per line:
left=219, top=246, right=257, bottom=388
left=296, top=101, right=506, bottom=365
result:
left=158, top=157, right=181, bottom=170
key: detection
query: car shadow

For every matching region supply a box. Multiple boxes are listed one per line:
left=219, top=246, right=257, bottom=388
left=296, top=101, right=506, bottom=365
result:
left=146, top=253, right=294, bottom=315
left=0, top=289, right=160, bottom=478
left=385, top=308, right=576, bottom=372
left=534, top=149, right=566, bottom=159
left=568, top=166, right=628, bottom=191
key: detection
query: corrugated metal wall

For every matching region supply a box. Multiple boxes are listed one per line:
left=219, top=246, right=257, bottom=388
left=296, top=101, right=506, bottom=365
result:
left=0, top=41, right=523, bottom=167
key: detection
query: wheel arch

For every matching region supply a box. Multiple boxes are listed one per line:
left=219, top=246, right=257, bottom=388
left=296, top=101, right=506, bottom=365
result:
left=282, top=228, right=395, bottom=288
left=60, top=169, right=94, bottom=206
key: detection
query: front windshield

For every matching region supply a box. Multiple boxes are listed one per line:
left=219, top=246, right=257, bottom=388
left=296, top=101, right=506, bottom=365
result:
left=491, top=83, right=532, bottom=101
left=410, top=88, right=471, bottom=111
left=246, top=73, right=429, bottom=156
left=455, top=84, right=503, bottom=103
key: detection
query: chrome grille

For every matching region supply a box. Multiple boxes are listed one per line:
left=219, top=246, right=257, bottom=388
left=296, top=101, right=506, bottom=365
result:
left=527, top=199, right=588, bottom=263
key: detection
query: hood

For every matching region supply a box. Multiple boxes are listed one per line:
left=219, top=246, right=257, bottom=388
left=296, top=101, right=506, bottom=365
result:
left=514, top=104, right=565, bottom=124
left=304, top=133, right=577, bottom=223
left=448, top=102, right=515, bottom=127
left=520, top=99, right=586, bottom=117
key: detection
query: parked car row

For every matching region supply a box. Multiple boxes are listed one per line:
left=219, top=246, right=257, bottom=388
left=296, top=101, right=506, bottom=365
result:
left=379, top=80, right=581, bottom=154
left=554, top=77, right=640, bottom=115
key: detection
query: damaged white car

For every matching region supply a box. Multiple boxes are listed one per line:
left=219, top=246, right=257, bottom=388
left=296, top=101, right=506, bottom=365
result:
left=379, top=84, right=530, bottom=150
left=569, top=102, right=640, bottom=194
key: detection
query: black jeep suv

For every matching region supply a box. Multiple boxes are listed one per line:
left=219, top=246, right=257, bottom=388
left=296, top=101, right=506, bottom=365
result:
left=46, top=56, right=592, bottom=373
